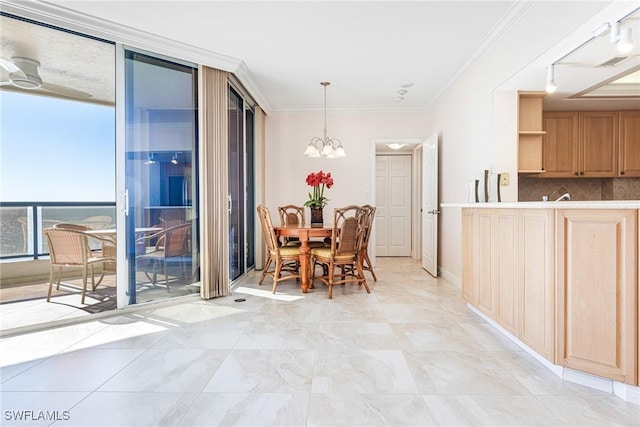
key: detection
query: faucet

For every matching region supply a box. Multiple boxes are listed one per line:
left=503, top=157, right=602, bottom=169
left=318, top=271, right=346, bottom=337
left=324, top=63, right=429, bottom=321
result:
left=555, top=192, right=571, bottom=202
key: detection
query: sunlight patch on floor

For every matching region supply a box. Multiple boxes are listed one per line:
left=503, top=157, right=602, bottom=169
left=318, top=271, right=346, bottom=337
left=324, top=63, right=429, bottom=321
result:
left=234, top=286, right=304, bottom=302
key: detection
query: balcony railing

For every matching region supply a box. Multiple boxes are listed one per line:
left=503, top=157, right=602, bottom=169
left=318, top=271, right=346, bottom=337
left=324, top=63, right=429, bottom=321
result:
left=0, top=202, right=117, bottom=260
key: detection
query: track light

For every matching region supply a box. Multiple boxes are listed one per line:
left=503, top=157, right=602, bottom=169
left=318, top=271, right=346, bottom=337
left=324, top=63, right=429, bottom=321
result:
left=545, top=65, right=557, bottom=94
left=171, top=153, right=178, bottom=165
left=610, top=22, right=634, bottom=54
left=144, top=153, right=156, bottom=165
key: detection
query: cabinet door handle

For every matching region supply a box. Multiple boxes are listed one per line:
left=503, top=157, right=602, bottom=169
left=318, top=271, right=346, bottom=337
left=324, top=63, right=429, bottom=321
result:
left=580, top=171, right=584, bottom=176
left=574, top=172, right=579, bottom=176
left=620, top=171, right=625, bottom=175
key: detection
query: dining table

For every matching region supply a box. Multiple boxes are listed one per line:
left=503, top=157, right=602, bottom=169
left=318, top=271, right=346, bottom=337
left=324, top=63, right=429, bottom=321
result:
left=273, top=224, right=333, bottom=293
left=85, top=226, right=163, bottom=244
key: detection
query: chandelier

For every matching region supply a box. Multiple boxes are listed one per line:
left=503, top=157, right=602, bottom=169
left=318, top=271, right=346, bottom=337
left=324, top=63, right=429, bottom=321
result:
left=304, top=81, right=346, bottom=158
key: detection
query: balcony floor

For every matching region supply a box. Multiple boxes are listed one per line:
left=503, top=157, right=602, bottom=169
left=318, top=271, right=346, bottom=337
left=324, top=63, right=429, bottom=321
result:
left=0, top=273, right=197, bottom=332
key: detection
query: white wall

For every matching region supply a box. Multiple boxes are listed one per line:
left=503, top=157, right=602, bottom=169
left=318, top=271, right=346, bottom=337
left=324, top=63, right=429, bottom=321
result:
left=264, top=111, right=428, bottom=218
left=419, top=1, right=617, bottom=283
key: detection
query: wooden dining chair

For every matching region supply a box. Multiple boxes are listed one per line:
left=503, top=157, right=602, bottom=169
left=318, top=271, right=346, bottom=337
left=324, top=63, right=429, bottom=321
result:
left=257, top=205, right=302, bottom=293
left=278, top=205, right=305, bottom=246
left=43, top=228, right=116, bottom=304
left=361, top=204, right=377, bottom=281
left=310, top=206, right=370, bottom=299
left=277, top=204, right=325, bottom=248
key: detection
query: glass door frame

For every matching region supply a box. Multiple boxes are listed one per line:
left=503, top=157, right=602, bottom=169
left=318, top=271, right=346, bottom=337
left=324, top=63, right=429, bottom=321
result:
left=228, top=81, right=256, bottom=283
left=115, top=44, right=200, bottom=308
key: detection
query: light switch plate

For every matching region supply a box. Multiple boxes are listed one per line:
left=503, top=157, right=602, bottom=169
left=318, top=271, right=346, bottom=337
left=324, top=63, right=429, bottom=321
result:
left=500, top=173, right=510, bottom=186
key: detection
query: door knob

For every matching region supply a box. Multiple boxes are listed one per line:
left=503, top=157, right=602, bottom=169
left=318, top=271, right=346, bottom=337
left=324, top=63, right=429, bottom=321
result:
left=427, top=210, right=440, bottom=215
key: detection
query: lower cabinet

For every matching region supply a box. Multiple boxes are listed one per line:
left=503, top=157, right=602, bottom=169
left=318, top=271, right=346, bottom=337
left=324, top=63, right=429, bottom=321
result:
left=556, top=209, right=637, bottom=384
left=518, top=209, right=555, bottom=361
left=462, top=207, right=638, bottom=380
left=461, top=209, right=476, bottom=304
left=461, top=208, right=554, bottom=361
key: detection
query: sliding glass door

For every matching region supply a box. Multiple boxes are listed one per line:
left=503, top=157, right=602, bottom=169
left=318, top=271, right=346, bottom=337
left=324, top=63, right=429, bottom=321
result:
left=123, top=49, right=199, bottom=305
left=228, top=86, right=255, bottom=281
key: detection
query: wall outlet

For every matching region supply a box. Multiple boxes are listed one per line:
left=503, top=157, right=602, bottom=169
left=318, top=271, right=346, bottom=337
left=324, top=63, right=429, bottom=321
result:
left=500, top=173, right=510, bottom=186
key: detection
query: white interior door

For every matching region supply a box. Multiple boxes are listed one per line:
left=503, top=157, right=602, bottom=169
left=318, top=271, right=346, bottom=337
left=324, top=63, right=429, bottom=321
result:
left=422, top=133, right=439, bottom=276
left=376, top=155, right=411, bottom=257
left=375, top=157, right=389, bottom=256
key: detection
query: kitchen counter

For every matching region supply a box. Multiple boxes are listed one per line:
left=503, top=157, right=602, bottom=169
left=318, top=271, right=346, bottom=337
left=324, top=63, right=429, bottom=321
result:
left=442, top=200, right=640, bottom=209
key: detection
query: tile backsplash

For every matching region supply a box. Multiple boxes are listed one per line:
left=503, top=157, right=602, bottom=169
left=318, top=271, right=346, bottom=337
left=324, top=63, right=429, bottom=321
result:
left=518, top=177, right=640, bottom=201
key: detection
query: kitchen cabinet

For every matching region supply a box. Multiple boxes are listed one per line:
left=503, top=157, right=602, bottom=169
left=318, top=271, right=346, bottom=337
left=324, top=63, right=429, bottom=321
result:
left=518, top=92, right=546, bottom=173
left=556, top=209, right=637, bottom=384
left=619, top=111, right=640, bottom=177
left=542, top=111, right=619, bottom=177
left=542, top=112, right=578, bottom=178
left=494, top=209, right=518, bottom=335
left=518, top=209, right=555, bottom=361
left=461, top=208, right=554, bottom=357
left=476, top=209, right=494, bottom=317
left=579, top=111, right=618, bottom=177
left=461, top=208, right=476, bottom=304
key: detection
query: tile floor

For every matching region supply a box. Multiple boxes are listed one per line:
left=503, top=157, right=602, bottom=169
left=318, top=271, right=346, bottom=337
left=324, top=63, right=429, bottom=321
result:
left=0, top=258, right=639, bottom=426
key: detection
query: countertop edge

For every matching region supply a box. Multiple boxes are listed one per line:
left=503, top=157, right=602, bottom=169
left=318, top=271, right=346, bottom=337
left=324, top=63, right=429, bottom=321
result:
left=441, top=201, right=640, bottom=209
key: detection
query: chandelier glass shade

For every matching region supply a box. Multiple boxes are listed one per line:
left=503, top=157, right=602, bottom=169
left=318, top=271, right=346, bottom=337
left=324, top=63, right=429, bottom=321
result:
left=304, top=81, right=346, bottom=159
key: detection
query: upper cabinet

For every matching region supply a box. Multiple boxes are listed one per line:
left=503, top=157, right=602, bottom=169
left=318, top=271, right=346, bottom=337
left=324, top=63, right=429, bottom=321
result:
left=579, top=111, right=618, bottom=177
left=619, top=111, right=640, bottom=177
left=541, top=110, right=639, bottom=178
left=542, top=112, right=578, bottom=178
left=518, top=92, right=546, bottom=173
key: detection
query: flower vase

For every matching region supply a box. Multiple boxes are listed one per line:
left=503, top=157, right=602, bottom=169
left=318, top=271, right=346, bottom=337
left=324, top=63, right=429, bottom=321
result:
left=310, top=207, right=324, bottom=228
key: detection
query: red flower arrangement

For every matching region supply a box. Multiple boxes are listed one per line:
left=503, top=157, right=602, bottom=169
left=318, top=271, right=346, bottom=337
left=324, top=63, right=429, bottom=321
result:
left=304, top=170, right=334, bottom=208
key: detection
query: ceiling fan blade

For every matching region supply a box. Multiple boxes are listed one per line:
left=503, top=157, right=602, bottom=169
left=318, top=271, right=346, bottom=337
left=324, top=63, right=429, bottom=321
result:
left=0, top=57, right=20, bottom=73
left=41, top=82, right=92, bottom=99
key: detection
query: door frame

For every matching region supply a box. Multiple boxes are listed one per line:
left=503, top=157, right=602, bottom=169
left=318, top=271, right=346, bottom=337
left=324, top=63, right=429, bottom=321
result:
left=371, top=138, right=428, bottom=263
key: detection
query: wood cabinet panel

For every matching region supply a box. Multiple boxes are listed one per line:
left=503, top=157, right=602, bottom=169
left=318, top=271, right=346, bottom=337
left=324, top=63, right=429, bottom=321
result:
left=494, top=209, right=518, bottom=334
left=477, top=209, right=494, bottom=316
left=619, top=111, right=640, bottom=177
left=518, top=209, right=555, bottom=361
left=461, top=208, right=476, bottom=304
left=461, top=208, right=555, bottom=363
left=556, top=209, right=637, bottom=383
left=579, top=112, right=618, bottom=177
left=542, top=112, right=578, bottom=177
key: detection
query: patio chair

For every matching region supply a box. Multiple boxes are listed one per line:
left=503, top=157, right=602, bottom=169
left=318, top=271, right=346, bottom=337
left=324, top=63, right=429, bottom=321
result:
left=135, top=222, right=192, bottom=291
left=257, top=205, right=302, bottom=293
left=53, top=222, right=116, bottom=274
left=43, top=228, right=116, bottom=304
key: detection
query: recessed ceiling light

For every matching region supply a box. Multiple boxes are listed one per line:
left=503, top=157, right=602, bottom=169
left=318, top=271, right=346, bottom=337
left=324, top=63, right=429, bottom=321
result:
left=400, top=82, right=414, bottom=88
left=388, top=143, right=406, bottom=150
left=397, top=89, right=408, bottom=95
left=393, top=96, right=404, bottom=102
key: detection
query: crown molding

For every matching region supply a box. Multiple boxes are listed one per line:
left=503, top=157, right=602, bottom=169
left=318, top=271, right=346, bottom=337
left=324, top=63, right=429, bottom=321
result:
left=430, top=0, right=536, bottom=105
left=270, top=105, right=429, bottom=114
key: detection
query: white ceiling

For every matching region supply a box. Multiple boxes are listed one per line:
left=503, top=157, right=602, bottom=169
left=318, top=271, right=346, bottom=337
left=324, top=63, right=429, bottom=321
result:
left=0, top=1, right=638, bottom=113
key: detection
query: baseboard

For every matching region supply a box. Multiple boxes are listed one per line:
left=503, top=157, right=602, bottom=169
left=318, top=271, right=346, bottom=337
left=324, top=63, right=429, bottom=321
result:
left=467, top=303, right=639, bottom=405
left=438, top=267, right=460, bottom=288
